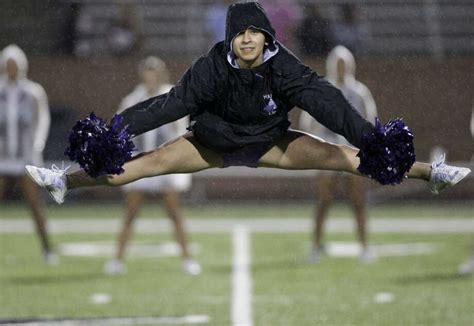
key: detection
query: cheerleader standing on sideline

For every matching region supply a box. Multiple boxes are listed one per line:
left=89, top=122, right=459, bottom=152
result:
left=0, top=45, right=57, bottom=265
left=300, top=45, right=377, bottom=264
left=104, top=57, right=200, bottom=276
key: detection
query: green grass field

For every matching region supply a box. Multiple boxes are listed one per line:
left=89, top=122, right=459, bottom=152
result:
left=1, top=202, right=473, bottom=325
left=1, top=201, right=472, bottom=219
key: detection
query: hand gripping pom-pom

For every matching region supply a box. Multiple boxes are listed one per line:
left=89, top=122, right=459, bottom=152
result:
left=357, top=117, right=416, bottom=185
left=64, top=112, right=136, bottom=178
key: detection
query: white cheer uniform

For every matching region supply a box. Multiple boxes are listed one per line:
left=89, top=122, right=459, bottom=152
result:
left=299, top=45, right=377, bottom=146
left=0, top=45, right=51, bottom=175
left=118, top=83, right=191, bottom=193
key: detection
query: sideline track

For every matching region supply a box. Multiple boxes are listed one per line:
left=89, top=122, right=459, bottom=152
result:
left=1, top=217, right=473, bottom=234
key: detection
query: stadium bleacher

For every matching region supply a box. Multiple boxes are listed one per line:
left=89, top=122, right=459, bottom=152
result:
left=1, top=0, right=473, bottom=58
left=0, top=0, right=472, bottom=203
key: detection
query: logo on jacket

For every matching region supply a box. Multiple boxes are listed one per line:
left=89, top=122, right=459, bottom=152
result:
left=263, top=94, right=277, bottom=116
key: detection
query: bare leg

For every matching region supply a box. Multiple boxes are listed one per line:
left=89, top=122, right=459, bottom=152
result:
left=259, top=131, right=431, bottom=180
left=162, top=191, right=191, bottom=259
left=67, top=134, right=224, bottom=189
left=259, top=131, right=359, bottom=172
left=115, top=191, right=144, bottom=260
left=19, top=176, right=52, bottom=254
left=313, top=173, right=336, bottom=250
left=347, top=175, right=368, bottom=249
left=407, top=162, right=431, bottom=180
left=0, top=176, right=7, bottom=199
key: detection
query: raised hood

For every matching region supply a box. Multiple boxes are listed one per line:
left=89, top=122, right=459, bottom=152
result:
left=225, top=2, right=276, bottom=50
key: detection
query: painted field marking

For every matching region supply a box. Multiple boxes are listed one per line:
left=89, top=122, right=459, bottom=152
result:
left=325, top=241, right=438, bottom=257
left=0, top=314, right=210, bottom=325
left=374, top=292, right=395, bottom=304
left=89, top=293, right=111, bottom=305
left=232, top=225, right=253, bottom=326
left=58, top=241, right=200, bottom=258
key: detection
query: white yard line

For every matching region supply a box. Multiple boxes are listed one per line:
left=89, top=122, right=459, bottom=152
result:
left=1, top=218, right=473, bottom=234
left=232, top=225, right=253, bottom=326
left=0, top=315, right=210, bottom=325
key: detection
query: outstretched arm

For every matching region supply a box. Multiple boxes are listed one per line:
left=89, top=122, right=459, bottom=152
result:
left=119, top=56, right=218, bottom=137
left=119, top=92, right=189, bottom=136
left=281, top=60, right=374, bottom=148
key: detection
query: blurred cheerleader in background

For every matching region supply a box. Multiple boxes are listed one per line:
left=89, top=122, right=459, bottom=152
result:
left=104, top=56, right=200, bottom=276
left=0, top=45, right=57, bottom=265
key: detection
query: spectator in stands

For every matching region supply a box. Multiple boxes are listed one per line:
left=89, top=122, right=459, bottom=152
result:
left=74, top=1, right=142, bottom=58
left=73, top=3, right=99, bottom=57
left=57, top=2, right=81, bottom=56
left=331, top=3, right=369, bottom=56
left=0, top=45, right=57, bottom=265
left=26, top=2, right=471, bottom=226
left=104, top=56, right=200, bottom=276
left=296, top=4, right=332, bottom=58
left=299, top=45, right=377, bottom=263
left=106, top=2, right=142, bottom=57
left=259, top=0, right=302, bottom=50
left=204, top=0, right=235, bottom=46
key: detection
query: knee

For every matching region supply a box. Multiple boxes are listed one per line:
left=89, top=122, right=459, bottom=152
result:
left=352, top=202, right=366, bottom=213
left=349, top=191, right=366, bottom=210
left=307, top=141, right=343, bottom=169
left=102, top=175, right=117, bottom=186
left=323, top=145, right=346, bottom=165
left=123, top=215, right=137, bottom=226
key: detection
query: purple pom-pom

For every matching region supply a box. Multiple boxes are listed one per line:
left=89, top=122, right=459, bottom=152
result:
left=64, top=112, right=136, bottom=178
left=357, top=118, right=416, bottom=185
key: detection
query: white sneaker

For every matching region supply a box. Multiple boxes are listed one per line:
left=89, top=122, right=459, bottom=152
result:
left=359, top=247, right=377, bottom=264
left=306, top=246, right=324, bottom=264
left=182, top=258, right=201, bottom=276
left=104, top=259, right=126, bottom=275
left=25, top=165, right=69, bottom=204
left=43, top=251, right=59, bottom=266
left=458, top=257, right=474, bottom=275
left=428, top=154, right=471, bottom=194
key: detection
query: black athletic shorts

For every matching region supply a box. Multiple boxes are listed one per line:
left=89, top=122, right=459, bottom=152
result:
left=222, top=142, right=273, bottom=168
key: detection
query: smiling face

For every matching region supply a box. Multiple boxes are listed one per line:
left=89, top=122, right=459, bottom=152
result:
left=6, top=58, right=19, bottom=81
left=336, top=58, right=346, bottom=85
left=142, top=68, right=160, bottom=91
left=232, top=29, right=266, bottom=69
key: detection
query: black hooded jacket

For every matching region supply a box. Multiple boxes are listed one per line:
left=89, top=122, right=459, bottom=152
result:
left=120, top=2, right=374, bottom=153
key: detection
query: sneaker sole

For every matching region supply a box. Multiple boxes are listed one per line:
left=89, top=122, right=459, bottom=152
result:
left=25, top=165, right=44, bottom=186
left=430, top=167, right=471, bottom=195
left=45, top=186, right=65, bottom=204
left=450, top=167, right=471, bottom=186
left=25, top=165, right=65, bottom=204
